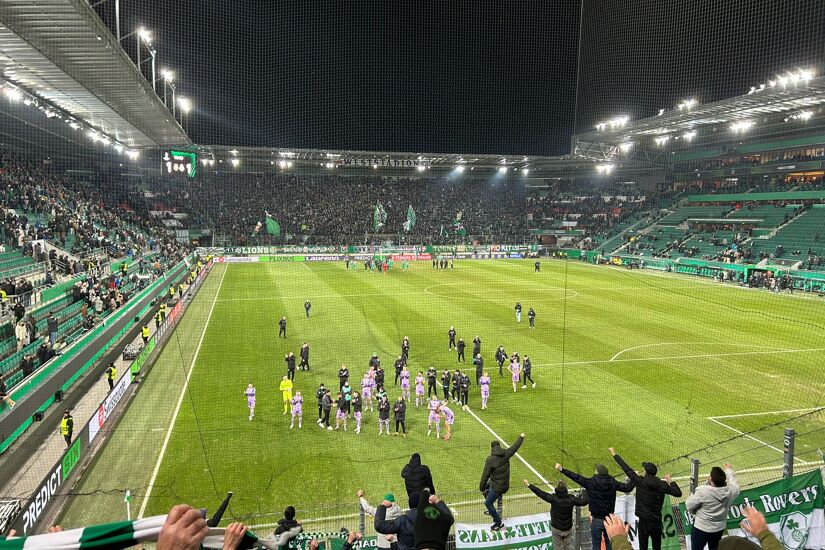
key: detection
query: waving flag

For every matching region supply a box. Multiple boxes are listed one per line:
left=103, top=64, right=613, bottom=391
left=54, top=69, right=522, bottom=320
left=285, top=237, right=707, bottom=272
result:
left=373, top=202, right=387, bottom=231
left=402, top=205, right=416, bottom=232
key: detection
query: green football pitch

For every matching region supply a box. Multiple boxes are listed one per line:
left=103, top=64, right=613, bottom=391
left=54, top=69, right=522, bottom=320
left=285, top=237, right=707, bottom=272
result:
left=58, top=259, right=825, bottom=530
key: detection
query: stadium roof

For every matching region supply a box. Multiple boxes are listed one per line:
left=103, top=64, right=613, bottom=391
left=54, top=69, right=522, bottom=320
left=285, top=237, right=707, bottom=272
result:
left=0, top=0, right=189, bottom=148
left=190, top=145, right=596, bottom=176
left=574, top=74, right=825, bottom=144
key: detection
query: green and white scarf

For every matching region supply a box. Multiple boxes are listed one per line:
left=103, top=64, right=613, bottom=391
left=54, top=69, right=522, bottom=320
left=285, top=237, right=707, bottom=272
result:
left=0, top=514, right=286, bottom=549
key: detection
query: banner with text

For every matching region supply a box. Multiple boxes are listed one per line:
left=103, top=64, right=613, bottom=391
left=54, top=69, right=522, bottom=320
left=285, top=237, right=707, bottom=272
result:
left=679, top=469, right=825, bottom=550
left=614, top=494, right=681, bottom=550
left=456, top=512, right=553, bottom=550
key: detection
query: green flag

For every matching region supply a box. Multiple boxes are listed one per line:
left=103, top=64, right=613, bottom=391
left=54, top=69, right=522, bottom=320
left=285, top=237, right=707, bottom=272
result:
left=452, top=218, right=466, bottom=236
left=403, top=205, right=416, bottom=232
left=265, top=213, right=281, bottom=236
left=373, top=202, right=387, bottom=232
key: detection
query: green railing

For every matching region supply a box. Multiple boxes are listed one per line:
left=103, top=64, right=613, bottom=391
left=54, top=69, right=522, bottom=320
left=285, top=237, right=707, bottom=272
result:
left=0, top=257, right=191, bottom=454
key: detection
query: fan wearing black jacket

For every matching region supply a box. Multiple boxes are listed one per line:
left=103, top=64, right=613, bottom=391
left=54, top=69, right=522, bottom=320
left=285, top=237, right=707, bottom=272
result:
left=479, top=433, right=525, bottom=530
left=524, top=480, right=588, bottom=550
left=610, top=448, right=682, bottom=550
left=555, top=460, right=634, bottom=550
left=401, top=453, right=435, bottom=507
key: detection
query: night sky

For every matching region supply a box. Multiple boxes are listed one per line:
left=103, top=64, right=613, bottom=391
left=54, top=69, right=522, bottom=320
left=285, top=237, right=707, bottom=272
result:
left=101, top=0, right=825, bottom=156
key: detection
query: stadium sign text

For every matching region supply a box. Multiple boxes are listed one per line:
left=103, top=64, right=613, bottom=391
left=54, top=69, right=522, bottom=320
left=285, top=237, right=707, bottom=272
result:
left=341, top=158, right=430, bottom=168
left=21, top=462, right=63, bottom=534
left=89, top=364, right=134, bottom=443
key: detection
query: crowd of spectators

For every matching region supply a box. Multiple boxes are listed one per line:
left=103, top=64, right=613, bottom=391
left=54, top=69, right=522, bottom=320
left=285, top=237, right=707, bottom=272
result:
left=0, top=153, right=188, bottom=269
left=167, top=173, right=529, bottom=245
left=526, top=184, right=652, bottom=250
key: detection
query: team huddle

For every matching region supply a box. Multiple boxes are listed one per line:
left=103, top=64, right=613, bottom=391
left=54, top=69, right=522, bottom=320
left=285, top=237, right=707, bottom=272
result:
left=244, top=301, right=539, bottom=441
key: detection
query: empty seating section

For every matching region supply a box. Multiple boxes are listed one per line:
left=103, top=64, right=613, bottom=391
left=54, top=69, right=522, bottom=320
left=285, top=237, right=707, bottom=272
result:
left=0, top=250, right=35, bottom=272
left=748, top=208, right=825, bottom=260
left=658, top=205, right=729, bottom=225
left=726, top=205, right=796, bottom=228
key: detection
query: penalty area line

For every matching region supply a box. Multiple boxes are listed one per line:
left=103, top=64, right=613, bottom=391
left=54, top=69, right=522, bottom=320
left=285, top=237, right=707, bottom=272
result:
left=137, top=265, right=228, bottom=519
left=706, top=417, right=811, bottom=465
left=464, top=406, right=549, bottom=485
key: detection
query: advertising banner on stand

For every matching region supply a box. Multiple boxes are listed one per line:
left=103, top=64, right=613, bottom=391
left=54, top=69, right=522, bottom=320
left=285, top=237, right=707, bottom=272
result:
left=614, top=494, right=681, bottom=550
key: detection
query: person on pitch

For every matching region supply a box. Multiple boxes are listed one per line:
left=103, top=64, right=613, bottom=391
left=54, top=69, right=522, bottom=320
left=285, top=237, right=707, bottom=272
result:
left=245, top=383, right=256, bottom=421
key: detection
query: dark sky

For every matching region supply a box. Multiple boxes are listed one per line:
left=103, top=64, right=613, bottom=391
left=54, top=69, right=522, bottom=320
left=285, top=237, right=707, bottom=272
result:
left=103, top=0, right=825, bottom=156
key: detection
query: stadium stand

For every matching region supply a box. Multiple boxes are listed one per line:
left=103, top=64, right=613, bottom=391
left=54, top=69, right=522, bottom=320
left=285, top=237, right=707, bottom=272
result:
left=185, top=173, right=530, bottom=245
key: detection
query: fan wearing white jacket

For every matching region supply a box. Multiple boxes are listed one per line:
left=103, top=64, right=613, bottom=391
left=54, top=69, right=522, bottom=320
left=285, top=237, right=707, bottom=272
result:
left=685, top=464, right=739, bottom=550
left=358, top=490, right=401, bottom=550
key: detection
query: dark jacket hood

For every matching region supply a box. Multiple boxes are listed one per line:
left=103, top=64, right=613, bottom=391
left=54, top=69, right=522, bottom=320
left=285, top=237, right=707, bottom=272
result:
left=409, top=453, right=421, bottom=467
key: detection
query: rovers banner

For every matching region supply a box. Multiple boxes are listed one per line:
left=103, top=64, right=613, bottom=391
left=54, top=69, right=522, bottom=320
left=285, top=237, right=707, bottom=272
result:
left=680, top=469, right=825, bottom=550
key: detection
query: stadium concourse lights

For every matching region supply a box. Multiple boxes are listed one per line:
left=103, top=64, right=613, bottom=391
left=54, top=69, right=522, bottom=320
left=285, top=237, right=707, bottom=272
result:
left=3, top=86, right=21, bottom=102
left=595, top=163, right=614, bottom=174
left=595, top=115, right=629, bottom=131
left=677, top=98, right=698, bottom=111
left=784, top=111, right=814, bottom=122
left=497, top=166, right=508, bottom=174
left=683, top=130, right=697, bottom=141
left=654, top=135, right=671, bottom=146
left=750, top=68, right=815, bottom=93
left=730, top=120, right=754, bottom=133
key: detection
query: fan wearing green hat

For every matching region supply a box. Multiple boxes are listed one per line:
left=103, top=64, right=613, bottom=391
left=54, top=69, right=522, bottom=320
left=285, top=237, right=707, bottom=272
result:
left=358, top=489, right=401, bottom=550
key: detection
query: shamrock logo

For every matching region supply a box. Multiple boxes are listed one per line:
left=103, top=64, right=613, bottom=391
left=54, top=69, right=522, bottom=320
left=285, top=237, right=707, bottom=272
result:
left=424, top=506, right=440, bottom=520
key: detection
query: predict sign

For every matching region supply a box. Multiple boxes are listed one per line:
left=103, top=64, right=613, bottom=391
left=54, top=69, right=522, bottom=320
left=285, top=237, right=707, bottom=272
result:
left=162, top=150, right=196, bottom=178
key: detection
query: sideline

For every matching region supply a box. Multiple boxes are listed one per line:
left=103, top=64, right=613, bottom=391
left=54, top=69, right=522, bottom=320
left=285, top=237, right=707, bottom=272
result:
left=137, top=265, right=228, bottom=518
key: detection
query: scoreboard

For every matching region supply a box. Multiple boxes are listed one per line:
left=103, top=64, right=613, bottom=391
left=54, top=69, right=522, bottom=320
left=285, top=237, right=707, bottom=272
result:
left=162, top=150, right=196, bottom=178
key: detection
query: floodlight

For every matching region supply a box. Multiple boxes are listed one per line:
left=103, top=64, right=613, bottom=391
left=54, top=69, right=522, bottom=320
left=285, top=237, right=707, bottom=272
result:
left=596, top=164, right=614, bottom=174
left=230, top=158, right=240, bottom=167
left=372, top=164, right=378, bottom=169
left=683, top=131, right=697, bottom=141
left=455, top=165, right=465, bottom=173
left=654, top=135, right=670, bottom=146
left=498, top=166, right=507, bottom=174
left=4, top=87, right=21, bottom=101
left=416, top=165, right=426, bottom=172
left=619, top=142, right=633, bottom=153
left=677, top=98, right=697, bottom=110
left=177, top=97, right=192, bottom=114
left=161, top=69, right=175, bottom=82
left=126, top=150, right=139, bottom=160
left=137, top=27, right=152, bottom=44
left=522, top=168, right=530, bottom=175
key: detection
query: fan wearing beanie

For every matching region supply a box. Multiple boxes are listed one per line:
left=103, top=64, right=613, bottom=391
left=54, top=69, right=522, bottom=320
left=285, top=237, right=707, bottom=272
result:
left=375, top=491, right=421, bottom=550
left=555, top=456, right=633, bottom=550
left=610, top=447, right=682, bottom=550
left=414, top=489, right=454, bottom=550
left=359, top=490, right=402, bottom=550
left=523, top=479, right=588, bottom=550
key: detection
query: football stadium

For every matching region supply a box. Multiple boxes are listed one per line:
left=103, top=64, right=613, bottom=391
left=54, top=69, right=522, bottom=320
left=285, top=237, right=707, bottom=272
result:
left=1, top=1, right=825, bottom=549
